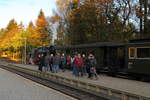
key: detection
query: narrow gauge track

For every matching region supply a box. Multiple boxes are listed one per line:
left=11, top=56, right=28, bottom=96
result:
left=0, top=65, right=119, bottom=100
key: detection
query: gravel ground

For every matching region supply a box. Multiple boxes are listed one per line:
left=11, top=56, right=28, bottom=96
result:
left=0, top=68, right=77, bottom=100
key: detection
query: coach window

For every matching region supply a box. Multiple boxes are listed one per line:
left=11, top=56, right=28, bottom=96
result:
left=129, top=48, right=136, bottom=59
left=137, top=48, right=150, bottom=59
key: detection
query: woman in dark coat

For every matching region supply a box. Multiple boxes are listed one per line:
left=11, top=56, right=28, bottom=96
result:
left=38, top=53, right=46, bottom=71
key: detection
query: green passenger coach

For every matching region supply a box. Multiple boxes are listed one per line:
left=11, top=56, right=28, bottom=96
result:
left=127, top=39, right=150, bottom=78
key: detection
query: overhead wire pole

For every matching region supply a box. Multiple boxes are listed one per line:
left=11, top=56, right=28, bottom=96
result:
left=24, top=38, right=27, bottom=64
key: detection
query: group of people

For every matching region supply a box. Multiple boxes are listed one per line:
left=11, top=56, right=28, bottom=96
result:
left=37, top=53, right=66, bottom=73
left=70, top=53, right=98, bottom=80
left=30, top=52, right=98, bottom=80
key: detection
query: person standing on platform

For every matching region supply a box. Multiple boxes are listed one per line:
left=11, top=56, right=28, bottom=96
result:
left=75, top=54, right=84, bottom=77
left=90, top=54, right=98, bottom=80
left=82, top=54, right=87, bottom=76
left=45, top=53, right=50, bottom=71
left=52, top=53, right=61, bottom=73
left=39, top=53, right=46, bottom=72
left=86, top=54, right=92, bottom=78
left=49, top=54, right=54, bottom=72
left=29, top=54, right=34, bottom=65
left=60, top=53, right=66, bottom=72
left=38, top=54, right=42, bottom=71
left=67, top=55, right=72, bottom=69
left=72, top=53, right=78, bottom=76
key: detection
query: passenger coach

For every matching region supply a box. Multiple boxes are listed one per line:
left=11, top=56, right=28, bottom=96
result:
left=127, top=39, right=150, bottom=78
left=56, top=42, right=125, bottom=75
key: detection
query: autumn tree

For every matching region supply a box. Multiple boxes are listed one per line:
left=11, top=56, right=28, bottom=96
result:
left=0, top=10, right=53, bottom=60
left=36, top=10, right=52, bottom=46
left=26, top=21, right=39, bottom=48
left=0, top=19, right=19, bottom=50
left=0, top=28, right=6, bottom=42
left=0, top=19, right=22, bottom=59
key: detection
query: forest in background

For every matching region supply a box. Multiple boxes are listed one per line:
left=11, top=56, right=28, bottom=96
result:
left=0, top=0, right=150, bottom=60
left=53, top=0, right=150, bottom=45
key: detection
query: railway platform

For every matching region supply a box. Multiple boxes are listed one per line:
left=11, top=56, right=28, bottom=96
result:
left=0, top=66, right=77, bottom=100
left=0, top=60, right=150, bottom=100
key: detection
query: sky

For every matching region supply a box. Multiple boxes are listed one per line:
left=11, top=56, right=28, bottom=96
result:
left=0, top=0, right=57, bottom=28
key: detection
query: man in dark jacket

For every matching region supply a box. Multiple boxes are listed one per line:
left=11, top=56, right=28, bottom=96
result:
left=89, top=55, right=98, bottom=80
left=86, top=55, right=92, bottom=78
left=49, top=54, right=54, bottom=72
left=52, top=53, right=61, bottom=73
left=45, top=53, right=50, bottom=71
left=60, top=53, right=66, bottom=72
